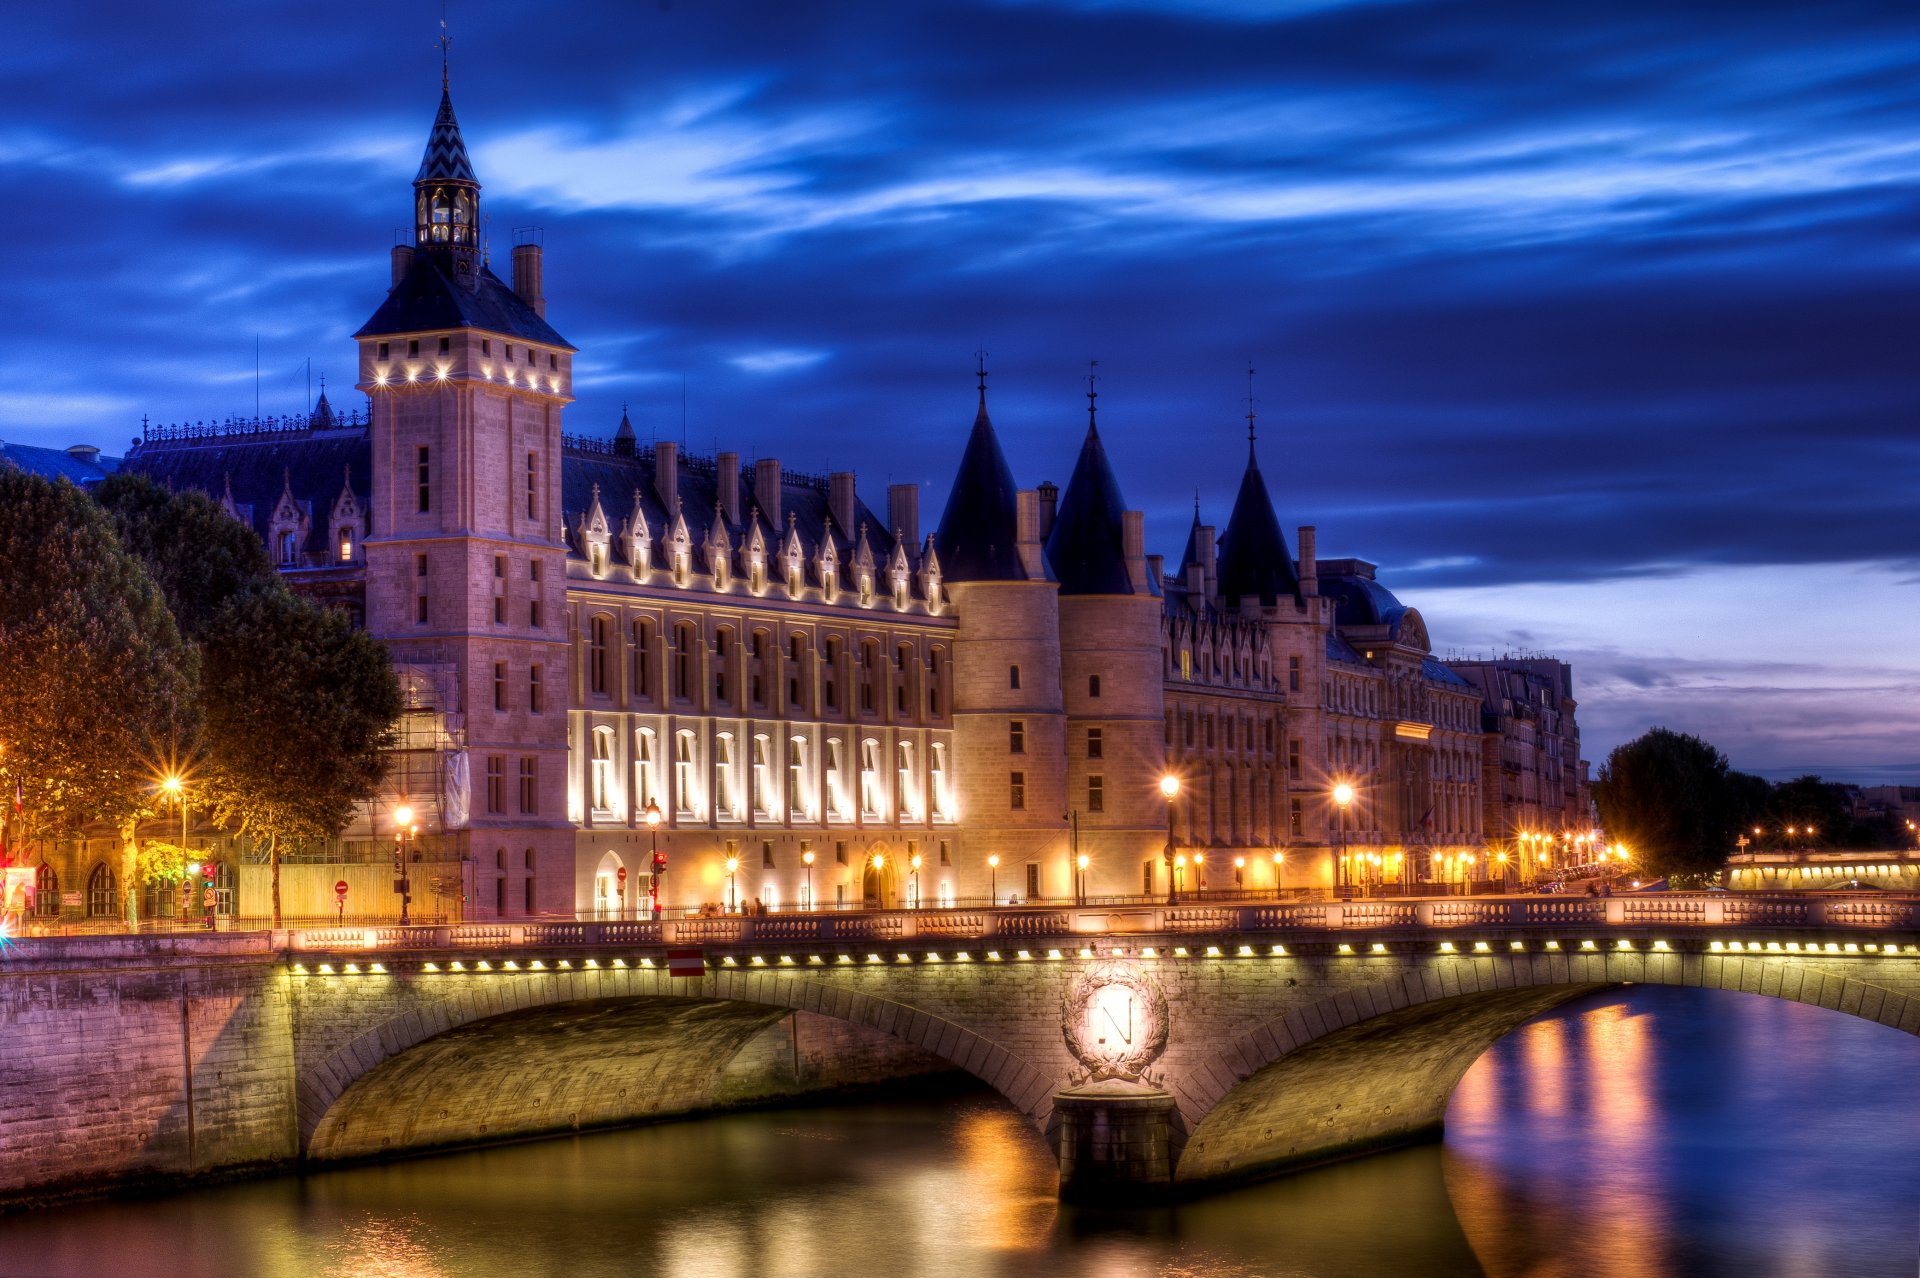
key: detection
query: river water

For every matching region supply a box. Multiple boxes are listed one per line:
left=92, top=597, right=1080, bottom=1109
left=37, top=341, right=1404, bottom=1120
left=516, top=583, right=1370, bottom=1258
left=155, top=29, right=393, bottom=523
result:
left=0, top=986, right=1915, bottom=1278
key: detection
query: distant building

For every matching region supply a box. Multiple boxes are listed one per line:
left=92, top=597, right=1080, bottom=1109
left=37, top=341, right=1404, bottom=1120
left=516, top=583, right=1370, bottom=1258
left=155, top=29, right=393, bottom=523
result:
left=0, top=441, right=120, bottom=487
left=24, top=81, right=1591, bottom=923
left=1446, top=657, right=1595, bottom=868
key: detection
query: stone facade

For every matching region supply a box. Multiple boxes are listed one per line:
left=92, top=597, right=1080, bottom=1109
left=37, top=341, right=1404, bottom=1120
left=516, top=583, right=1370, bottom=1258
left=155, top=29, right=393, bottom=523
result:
left=27, top=82, right=1593, bottom=924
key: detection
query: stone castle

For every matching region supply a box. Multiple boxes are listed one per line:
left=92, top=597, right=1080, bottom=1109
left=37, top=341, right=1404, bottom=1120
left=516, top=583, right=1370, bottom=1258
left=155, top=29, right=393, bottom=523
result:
left=14, top=85, right=1591, bottom=923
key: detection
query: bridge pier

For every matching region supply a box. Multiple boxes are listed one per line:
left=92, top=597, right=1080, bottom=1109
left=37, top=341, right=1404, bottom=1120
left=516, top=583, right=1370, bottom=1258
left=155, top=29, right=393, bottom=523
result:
left=1053, top=1081, right=1178, bottom=1202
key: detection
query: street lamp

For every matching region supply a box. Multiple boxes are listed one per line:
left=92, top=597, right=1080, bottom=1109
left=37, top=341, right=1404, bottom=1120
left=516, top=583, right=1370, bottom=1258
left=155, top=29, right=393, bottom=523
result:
left=802, top=846, right=815, bottom=910
left=1332, top=782, right=1355, bottom=894
left=1271, top=849, right=1285, bottom=900
left=1233, top=855, right=1245, bottom=891
left=911, top=850, right=924, bottom=908
left=725, top=852, right=740, bottom=914
left=1075, top=852, right=1089, bottom=906
left=988, top=853, right=1000, bottom=906
left=1160, top=774, right=1181, bottom=905
left=645, top=800, right=664, bottom=920
left=160, top=773, right=192, bottom=925
left=1194, top=850, right=1207, bottom=893
left=392, top=802, right=416, bottom=926
left=869, top=851, right=886, bottom=909
left=1174, top=852, right=1187, bottom=899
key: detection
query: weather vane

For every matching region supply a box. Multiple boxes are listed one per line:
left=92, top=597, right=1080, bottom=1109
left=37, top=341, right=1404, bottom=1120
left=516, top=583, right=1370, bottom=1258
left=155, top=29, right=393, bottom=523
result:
left=438, top=0, right=453, bottom=89
left=1087, top=359, right=1099, bottom=427
left=1245, top=364, right=1257, bottom=445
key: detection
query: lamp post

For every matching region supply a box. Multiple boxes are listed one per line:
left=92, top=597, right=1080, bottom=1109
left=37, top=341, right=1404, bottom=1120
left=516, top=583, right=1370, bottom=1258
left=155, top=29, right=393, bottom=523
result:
left=869, top=851, right=886, bottom=909
left=911, top=850, right=924, bottom=909
left=1233, top=855, right=1245, bottom=892
left=161, top=774, right=189, bottom=924
left=392, top=802, right=416, bottom=926
left=645, top=800, right=664, bottom=920
left=1174, top=853, right=1187, bottom=899
left=1332, top=783, right=1354, bottom=896
left=1075, top=852, right=1089, bottom=906
left=725, top=852, right=740, bottom=914
left=1160, top=774, right=1181, bottom=905
left=1194, top=850, right=1207, bottom=894
left=988, top=853, right=1000, bottom=906
left=1271, top=849, right=1285, bottom=900
left=802, top=847, right=815, bottom=910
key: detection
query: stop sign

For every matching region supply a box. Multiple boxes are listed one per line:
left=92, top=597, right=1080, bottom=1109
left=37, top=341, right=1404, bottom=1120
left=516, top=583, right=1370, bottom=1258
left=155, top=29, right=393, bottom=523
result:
left=617, top=867, right=628, bottom=884
left=334, top=880, right=349, bottom=900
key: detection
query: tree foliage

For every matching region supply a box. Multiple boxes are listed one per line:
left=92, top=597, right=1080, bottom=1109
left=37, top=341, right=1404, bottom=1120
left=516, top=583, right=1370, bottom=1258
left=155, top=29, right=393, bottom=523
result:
left=197, top=584, right=402, bottom=874
left=0, top=471, right=198, bottom=925
left=1592, top=728, right=1751, bottom=883
left=95, top=471, right=276, bottom=639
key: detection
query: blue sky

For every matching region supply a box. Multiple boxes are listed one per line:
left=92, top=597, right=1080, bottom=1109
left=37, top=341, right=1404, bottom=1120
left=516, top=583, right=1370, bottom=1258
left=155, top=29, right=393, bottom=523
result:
left=2, top=0, right=1916, bottom=783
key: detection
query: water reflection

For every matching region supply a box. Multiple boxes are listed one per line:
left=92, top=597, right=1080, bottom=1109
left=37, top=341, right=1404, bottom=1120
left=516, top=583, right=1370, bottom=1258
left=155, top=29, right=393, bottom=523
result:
left=0, top=987, right=1912, bottom=1278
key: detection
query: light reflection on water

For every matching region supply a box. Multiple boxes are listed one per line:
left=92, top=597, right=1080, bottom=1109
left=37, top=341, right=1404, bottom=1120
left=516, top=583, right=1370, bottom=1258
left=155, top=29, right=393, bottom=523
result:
left=0, top=986, right=1912, bottom=1278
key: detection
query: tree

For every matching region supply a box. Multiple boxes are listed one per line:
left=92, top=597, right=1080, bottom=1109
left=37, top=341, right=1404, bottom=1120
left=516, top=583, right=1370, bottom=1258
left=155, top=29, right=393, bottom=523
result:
left=95, top=472, right=276, bottom=639
left=1592, top=728, right=1748, bottom=884
left=0, top=471, right=198, bottom=928
left=197, top=585, right=402, bottom=925
left=1764, top=775, right=1851, bottom=849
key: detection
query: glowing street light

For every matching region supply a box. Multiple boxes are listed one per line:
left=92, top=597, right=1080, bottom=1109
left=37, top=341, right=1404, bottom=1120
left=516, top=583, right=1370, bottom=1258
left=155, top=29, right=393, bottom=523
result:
left=988, top=853, right=1000, bottom=905
left=1332, top=782, right=1355, bottom=893
left=725, top=852, right=740, bottom=914
left=392, top=802, right=417, bottom=926
left=911, top=850, right=925, bottom=909
left=644, top=800, right=665, bottom=920
left=1160, top=774, right=1181, bottom=905
left=802, top=846, right=815, bottom=910
left=1271, top=849, right=1285, bottom=900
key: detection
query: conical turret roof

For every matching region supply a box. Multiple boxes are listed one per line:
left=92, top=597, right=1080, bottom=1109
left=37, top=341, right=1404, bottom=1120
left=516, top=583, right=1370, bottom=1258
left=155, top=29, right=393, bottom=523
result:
left=1215, top=442, right=1299, bottom=606
left=932, top=389, right=1027, bottom=582
left=1045, top=422, right=1134, bottom=594
left=415, top=90, right=478, bottom=185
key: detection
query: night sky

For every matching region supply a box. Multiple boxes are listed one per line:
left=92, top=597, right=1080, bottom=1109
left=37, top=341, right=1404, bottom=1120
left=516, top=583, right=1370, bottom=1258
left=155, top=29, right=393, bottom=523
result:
left=3, top=2, right=1916, bottom=783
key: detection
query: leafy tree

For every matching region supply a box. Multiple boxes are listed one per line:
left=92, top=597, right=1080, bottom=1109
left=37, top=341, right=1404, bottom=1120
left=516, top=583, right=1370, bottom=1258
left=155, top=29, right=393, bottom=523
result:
left=1592, top=728, right=1748, bottom=884
left=1763, top=775, right=1851, bottom=849
left=95, top=471, right=275, bottom=638
left=0, top=471, right=198, bottom=927
left=197, top=585, right=402, bottom=925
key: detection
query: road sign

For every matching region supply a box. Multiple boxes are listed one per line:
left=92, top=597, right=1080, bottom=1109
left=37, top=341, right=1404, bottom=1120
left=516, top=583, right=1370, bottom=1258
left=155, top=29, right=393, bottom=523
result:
left=617, top=866, right=627, bottom=884
left=666, top=949, right=705, bottom=978
left=334, top=880, right=349, bottom=899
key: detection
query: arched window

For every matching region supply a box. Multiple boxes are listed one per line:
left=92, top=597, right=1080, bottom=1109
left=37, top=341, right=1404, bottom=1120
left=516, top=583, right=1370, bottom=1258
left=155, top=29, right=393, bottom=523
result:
left=85, top=863, right=115, bottom=918
left=632, top=619, right=655, bottom=699
left=788, top=736, right=809, bottom=818
left=589, top=615, right=611, bottom=695
left=752, top=734, right=776, bottom=818
left=713, top=628, right=732, bottom=704
left=673, top=622, right=696, bottom=699
left=675, top=731, right=697, bottom=815
left=823, top=637, right=843, bottom=712
left=750, top=630, right=771, bottom=707
left=930, top=742, right=951, bottom=821
left=826, top=739, right=848, bottom=819
left=635, top=728, right=657, bottom=811
left=788, top=633, right=807, bottom=709
left=859, top=738, right=882, bottom=817
left=277, top=531, right=298, bottom=565
left=896, top=741, right=916, bottom=819
left=859, top=640, right=879, bottom=713
left=591, top=726, right=617, bottom=814
left=715, top=733, right=738, bottom=818
left=337, top=526, right=354, bottom=563
left=34, top=863, right=58, bottom=917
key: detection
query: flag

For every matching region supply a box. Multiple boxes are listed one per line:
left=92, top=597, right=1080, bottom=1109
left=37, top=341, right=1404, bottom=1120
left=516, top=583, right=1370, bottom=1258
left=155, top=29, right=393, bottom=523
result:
left=666, top=949, right=706, bottom=978
left=1420, top=807, right=1434, bottom=830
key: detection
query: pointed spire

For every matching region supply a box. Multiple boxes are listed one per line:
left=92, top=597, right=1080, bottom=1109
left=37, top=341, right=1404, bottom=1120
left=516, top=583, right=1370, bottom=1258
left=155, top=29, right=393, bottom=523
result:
left=1245, top=363, right=1257, bottom=458
left=974, top=349, right=990, bottom=425
left=1045, top=388, right=1134, bottom=595
left=1215, top=391, right=1300, bottom=607
left=934, top=371, right=1026, bottom=582
left=1086, top=359, right=1100, bottom=436
left=1179, top=493, right=1204, bottom=575
left=414, top=90, right=477, bottom=185
left=614, top=403, right=637, bottom=456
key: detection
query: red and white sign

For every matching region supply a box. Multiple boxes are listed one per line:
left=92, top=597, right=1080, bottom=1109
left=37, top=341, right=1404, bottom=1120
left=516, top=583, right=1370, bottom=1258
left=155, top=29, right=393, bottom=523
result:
left=666, top=949, right=705, bottom=978
left=334, top=880, right=350, bottom=900
left=617, top=867, right=627, bottom=884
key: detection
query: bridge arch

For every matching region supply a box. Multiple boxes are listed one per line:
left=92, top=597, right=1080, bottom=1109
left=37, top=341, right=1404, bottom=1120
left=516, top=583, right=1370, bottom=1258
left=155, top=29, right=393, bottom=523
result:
left=1175, top=950, right=1920, bottom=1188
left=297, top=967, right=1055, bottom=1162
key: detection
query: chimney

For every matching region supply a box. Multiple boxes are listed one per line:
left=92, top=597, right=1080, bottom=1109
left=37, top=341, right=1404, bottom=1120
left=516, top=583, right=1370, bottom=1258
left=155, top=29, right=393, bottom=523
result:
left=717, top=451, right=740, bottom=525
left=1036, top=481, right=1059, bottom=540
left=755, top=458, right=782, bottom=529
left=1122, top=509, right=1146, bottom=591
left=1298, top=525, right=1318, bottom=598
left=888, top=483, right=919, bottom=553
left=654, top=440, right=679, bottom=517
left=1147, top=553, right=1165, bottom=593
left=1198, top=525, right=1218, bottom=599
left=511, top=243, right=546, bottom=318
left=390, top=245, right=413, bottom=288
left=828, top=472, right=857, bottom=535
left=1016, top=489, right=1046, bottom=578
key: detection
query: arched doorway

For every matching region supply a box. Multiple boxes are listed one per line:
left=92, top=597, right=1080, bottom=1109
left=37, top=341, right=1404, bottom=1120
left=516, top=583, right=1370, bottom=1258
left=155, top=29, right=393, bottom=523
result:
left=593, top=850, right=627, bottom=919
left=861, top=844, right=898, bottom=909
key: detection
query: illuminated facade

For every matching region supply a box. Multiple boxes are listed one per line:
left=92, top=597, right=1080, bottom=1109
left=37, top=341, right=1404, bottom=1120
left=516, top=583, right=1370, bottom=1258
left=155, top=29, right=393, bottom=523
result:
left=76, top=83, right=1589, bottom=921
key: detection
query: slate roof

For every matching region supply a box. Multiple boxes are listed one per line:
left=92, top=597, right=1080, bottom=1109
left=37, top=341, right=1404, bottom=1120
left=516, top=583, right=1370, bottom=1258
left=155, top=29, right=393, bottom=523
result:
left=1044, top=422, right=1135, bottom=595
left=1422, top=656, right=1475, bottom=689
left=1320, top=573, right=1408, bottom=632
left=415, top=90, right=477, bottom=185
left=123, top=428, right=371, bottom=559
left=0, top=442, right=121, bottom=487
left=1215, top=443, right=1299, bottom=605
left=932, top=392, right=1031, bottom=582
left=355, top=252, right=573, bottom=348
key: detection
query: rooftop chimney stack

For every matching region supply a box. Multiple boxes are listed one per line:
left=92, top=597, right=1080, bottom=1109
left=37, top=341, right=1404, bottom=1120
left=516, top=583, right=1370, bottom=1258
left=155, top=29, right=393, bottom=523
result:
left=828, top=471, right=857, bottom=535
left=1198, top=525, right=1218, bottom=600
left=755, top=459, right=782, bottom=529
left=511, top=242, right=545, bottom=318
left=390, top=245, right=413, bottom=289
left=1122, top=509, right=1147, bottom=591
left=1036, top=481, right=1059, bottom=540
left=888, top=483, right=919, bottom=555
left=717, top=451, right=740, bottom=525
left=1298, top=525, right=1318, bottom=599
left=1016, top=489, right=1046, bottom=578
left=654, top=441, right=679, bottom=516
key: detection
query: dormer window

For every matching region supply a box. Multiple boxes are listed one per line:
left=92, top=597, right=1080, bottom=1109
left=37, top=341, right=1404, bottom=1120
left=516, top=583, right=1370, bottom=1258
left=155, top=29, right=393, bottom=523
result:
left=338, top=529, right=353, bottom=563
left=278, top=532, right=298, bottom=565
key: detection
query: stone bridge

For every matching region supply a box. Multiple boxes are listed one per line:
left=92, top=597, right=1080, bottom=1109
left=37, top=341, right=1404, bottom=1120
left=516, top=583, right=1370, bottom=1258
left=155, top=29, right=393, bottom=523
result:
left=2, top=892, right=1917, bottom=1205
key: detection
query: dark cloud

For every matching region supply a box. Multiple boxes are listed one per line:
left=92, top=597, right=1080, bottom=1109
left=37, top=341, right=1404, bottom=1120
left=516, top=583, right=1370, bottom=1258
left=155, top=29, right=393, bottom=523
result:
left=2, top=0, right=1916, bottom=777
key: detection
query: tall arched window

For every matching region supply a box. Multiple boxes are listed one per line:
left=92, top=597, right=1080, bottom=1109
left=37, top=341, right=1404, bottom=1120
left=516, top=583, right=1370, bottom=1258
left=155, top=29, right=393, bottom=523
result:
left=673, top=623, right=696, bottom=700
left=591, top=726, right=617, bottom=814
left=930, top=743, right=951, bottom=821
left=674, top=731, right=697, bottom=816
left=589, top=615, right=611, bottom=695
left=752, top=735, right=775, bottom=818
left=788, top=634, right=807, bottom=709
left=859, top=738, right=882, bottom=817
left=788, top=736, right=809, bottom=819
left=859, top=640, right=879, bottom=713
left=896, top=741, right=916, bottom=819
left=34, top=863, right=58, bottom=917
left=632, top=619, right=655, bottom=699
left=714, top=628, right=733, bottom=704
left=635, top=728, right=657, bottom=811
left=715, top=733, right=738, bottom=818
left=85, top=863, right=115, bottom=918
